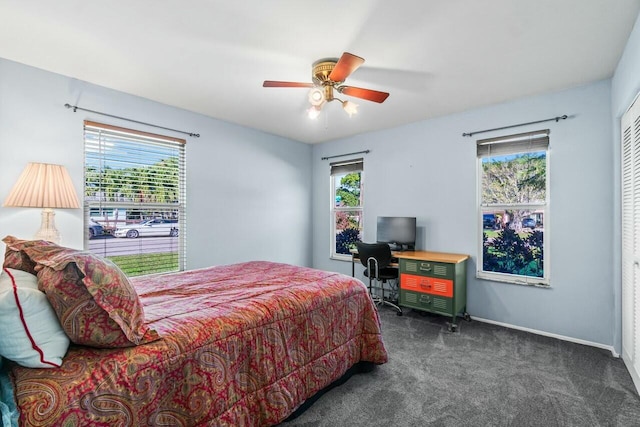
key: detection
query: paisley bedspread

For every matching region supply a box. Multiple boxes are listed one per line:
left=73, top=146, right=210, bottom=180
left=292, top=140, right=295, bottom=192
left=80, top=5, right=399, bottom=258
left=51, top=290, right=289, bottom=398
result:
left=9, top=261, right=388, bottom=426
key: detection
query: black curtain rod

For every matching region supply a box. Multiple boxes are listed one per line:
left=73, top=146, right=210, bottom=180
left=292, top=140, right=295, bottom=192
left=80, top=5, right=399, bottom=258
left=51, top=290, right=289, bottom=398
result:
left=462, top=115, right=568, bottom=137
left=321, top=150, right=370, bottom=160
left=64, top=104, right=200, bottom=138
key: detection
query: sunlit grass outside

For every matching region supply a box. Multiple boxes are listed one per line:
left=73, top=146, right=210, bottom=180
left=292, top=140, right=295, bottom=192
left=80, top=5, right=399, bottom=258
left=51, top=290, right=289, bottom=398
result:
left=108, top=252, right=179, bottom=276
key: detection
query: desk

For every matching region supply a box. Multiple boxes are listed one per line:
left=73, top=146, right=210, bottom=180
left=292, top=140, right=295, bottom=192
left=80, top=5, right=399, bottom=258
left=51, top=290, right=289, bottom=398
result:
left=352, top=250, right=470, bottom=332
left=351, top=250, right=467, bottom=276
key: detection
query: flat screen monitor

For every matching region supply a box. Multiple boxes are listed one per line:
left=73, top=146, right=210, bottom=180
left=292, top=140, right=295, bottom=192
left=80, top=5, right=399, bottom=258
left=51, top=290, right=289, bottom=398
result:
left=376, top=216, right=416, bottom=251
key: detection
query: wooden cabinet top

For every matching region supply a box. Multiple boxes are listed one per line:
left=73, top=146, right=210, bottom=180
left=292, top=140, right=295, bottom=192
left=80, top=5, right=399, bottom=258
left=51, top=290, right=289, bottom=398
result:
left=393, top=250, right=469, bottom=264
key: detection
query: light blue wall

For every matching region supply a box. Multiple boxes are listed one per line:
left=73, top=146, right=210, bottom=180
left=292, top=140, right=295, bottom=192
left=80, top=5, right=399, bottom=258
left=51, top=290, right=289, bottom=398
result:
left=312, top=80, right=615, bottom=348
left=611, top=13, right=640, bottom=354
left=2, top=10, right=639, bottom=350
left=0, top=58, right=313, bottom=268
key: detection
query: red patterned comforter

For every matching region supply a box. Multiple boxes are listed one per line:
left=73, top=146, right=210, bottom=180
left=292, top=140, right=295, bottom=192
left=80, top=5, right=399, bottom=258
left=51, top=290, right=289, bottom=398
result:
left=10, top=261, right=388, bottom=426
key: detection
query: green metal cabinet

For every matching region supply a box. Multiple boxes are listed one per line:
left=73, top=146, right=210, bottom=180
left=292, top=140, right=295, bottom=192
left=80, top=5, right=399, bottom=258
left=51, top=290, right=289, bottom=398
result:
left=397, top=252, right=469, bottom=332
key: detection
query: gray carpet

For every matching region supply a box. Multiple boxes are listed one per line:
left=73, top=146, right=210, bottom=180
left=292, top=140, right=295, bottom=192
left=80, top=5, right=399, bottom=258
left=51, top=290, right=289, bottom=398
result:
left=282, top=308, right=640, bottom=427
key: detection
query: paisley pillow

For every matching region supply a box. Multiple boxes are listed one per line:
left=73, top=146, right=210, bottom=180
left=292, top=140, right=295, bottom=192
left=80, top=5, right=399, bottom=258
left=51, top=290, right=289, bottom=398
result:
left=4, top=237, right=159, bottom=348
left=2, top=236, right=56, bottom=275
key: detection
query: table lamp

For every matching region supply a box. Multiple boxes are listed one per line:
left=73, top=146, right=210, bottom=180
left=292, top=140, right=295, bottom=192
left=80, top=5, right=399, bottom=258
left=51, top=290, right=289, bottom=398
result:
left=3, top=162, right=80, bottom=244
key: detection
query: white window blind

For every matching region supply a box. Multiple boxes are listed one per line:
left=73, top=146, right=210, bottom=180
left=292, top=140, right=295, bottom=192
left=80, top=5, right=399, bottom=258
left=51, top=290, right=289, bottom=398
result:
left=476, top=129, right=549, bottom=158
left=84, top=121, right=186, bottom=276
left=331, top=158, right=364, bottom=176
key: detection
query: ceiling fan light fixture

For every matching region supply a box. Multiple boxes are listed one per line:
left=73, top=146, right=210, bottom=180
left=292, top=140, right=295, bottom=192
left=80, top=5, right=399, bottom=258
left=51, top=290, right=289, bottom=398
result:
left=307, top=105, right=322, bottom=120
left=308, top=87, right=325, bottom=106
left=342, top=100, right=358, bottom=117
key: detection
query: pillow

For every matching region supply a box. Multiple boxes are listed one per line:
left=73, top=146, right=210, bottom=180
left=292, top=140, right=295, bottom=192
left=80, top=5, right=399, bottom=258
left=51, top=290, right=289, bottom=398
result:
left=2, top=236, right=57, bottom=275
left=29, top=248, right=159, bottom=348
left=0, top=268, right=69, bottom=368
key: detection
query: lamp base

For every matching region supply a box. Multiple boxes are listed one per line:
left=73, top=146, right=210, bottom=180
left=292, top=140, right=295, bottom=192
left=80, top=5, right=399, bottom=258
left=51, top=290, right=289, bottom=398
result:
left=34, top=208, right=61, bottom=244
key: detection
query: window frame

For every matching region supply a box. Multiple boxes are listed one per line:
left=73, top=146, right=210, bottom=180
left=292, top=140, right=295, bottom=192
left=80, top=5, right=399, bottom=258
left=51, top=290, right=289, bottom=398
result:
left=83, top=120, right=186, bottom=276
left=330, top=158, right=364, bottom=261
left=476, top=129, right=550, bottom=286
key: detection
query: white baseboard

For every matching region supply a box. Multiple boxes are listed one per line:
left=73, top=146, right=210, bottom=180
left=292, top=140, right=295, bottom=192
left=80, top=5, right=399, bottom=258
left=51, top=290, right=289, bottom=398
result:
left=470, top=316, right=620, bottom=358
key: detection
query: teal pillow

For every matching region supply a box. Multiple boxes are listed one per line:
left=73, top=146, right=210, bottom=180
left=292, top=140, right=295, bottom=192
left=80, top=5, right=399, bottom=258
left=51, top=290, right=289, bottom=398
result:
left=0, top=357, right=19, bottom=427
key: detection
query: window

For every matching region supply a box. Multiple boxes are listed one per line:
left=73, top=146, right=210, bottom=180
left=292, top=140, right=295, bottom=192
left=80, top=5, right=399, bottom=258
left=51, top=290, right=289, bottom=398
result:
left=330, top=158, right=363, bottom=260
left=477, top=130, right=549, bottom=286
left=84, top=121, right=186, bottom=276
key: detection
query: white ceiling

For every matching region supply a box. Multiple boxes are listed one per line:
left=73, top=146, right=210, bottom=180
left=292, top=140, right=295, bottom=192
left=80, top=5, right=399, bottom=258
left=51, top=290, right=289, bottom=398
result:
left=0, top=1, right=639, bottom=144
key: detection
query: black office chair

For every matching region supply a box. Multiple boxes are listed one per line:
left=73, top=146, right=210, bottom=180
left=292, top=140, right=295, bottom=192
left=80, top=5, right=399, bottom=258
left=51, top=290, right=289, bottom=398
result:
left=356, top=242, right=403, bottom=316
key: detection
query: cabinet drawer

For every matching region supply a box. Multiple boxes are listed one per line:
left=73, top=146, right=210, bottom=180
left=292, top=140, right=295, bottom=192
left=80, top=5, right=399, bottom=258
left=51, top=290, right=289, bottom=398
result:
left=400, top=259, right=453, bottom=279
left=400, top=273, right=453, bottom=297
left=399, top=290, right=453, bottom=315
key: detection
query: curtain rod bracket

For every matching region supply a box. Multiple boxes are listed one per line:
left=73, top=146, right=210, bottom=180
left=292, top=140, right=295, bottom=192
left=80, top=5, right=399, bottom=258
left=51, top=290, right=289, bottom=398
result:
left=64, top=103, right=200, bottom=138
left=463, top=115, right=569, bottom=137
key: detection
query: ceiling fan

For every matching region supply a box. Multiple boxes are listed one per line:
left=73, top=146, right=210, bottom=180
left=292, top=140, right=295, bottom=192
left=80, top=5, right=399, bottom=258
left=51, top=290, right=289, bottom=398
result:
left=263, top=52, right=390, bottom=119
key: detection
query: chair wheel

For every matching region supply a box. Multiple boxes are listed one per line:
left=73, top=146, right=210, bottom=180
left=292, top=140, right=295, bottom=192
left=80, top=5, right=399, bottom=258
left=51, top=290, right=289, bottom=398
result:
left=396, top=311, right=403, bottom=316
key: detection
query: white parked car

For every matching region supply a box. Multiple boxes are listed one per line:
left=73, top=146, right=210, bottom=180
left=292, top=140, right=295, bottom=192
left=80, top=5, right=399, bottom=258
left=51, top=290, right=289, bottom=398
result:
left=114, top=219, right=179, bottom=238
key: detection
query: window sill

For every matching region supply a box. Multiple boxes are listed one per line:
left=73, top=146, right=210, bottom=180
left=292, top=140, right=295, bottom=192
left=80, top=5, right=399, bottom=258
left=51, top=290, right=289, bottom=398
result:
left=330, top=254, right=352, bottom=262
left=476, top=271, right=550, bottom=288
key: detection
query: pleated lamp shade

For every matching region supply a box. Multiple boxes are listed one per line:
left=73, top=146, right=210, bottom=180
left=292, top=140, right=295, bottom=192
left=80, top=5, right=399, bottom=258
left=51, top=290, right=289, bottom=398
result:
left=4, top=163, right=79, bottom=208
left=4, top=163, right=80, bottom=243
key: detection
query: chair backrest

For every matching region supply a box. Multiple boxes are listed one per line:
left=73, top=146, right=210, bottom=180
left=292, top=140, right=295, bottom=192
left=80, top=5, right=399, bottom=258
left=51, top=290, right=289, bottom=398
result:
left=356, top=242, right=393, bottom=270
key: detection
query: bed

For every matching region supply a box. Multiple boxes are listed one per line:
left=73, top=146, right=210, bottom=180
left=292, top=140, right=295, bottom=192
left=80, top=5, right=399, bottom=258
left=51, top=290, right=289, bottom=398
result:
left=0, top=237, right=388, bottom=426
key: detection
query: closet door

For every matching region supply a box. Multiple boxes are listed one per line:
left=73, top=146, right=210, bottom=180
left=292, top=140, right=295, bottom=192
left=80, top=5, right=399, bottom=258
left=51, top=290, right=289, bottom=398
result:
left=622, top=94, right=640, bottom=392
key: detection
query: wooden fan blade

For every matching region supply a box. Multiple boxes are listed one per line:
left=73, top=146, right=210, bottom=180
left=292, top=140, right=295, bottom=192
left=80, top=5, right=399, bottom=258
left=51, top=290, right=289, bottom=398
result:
left=263, top=81, right=314, bottom=88
left=340, top=86, right=390, bottom=103
left=329, top=52, right=365, bottom=82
